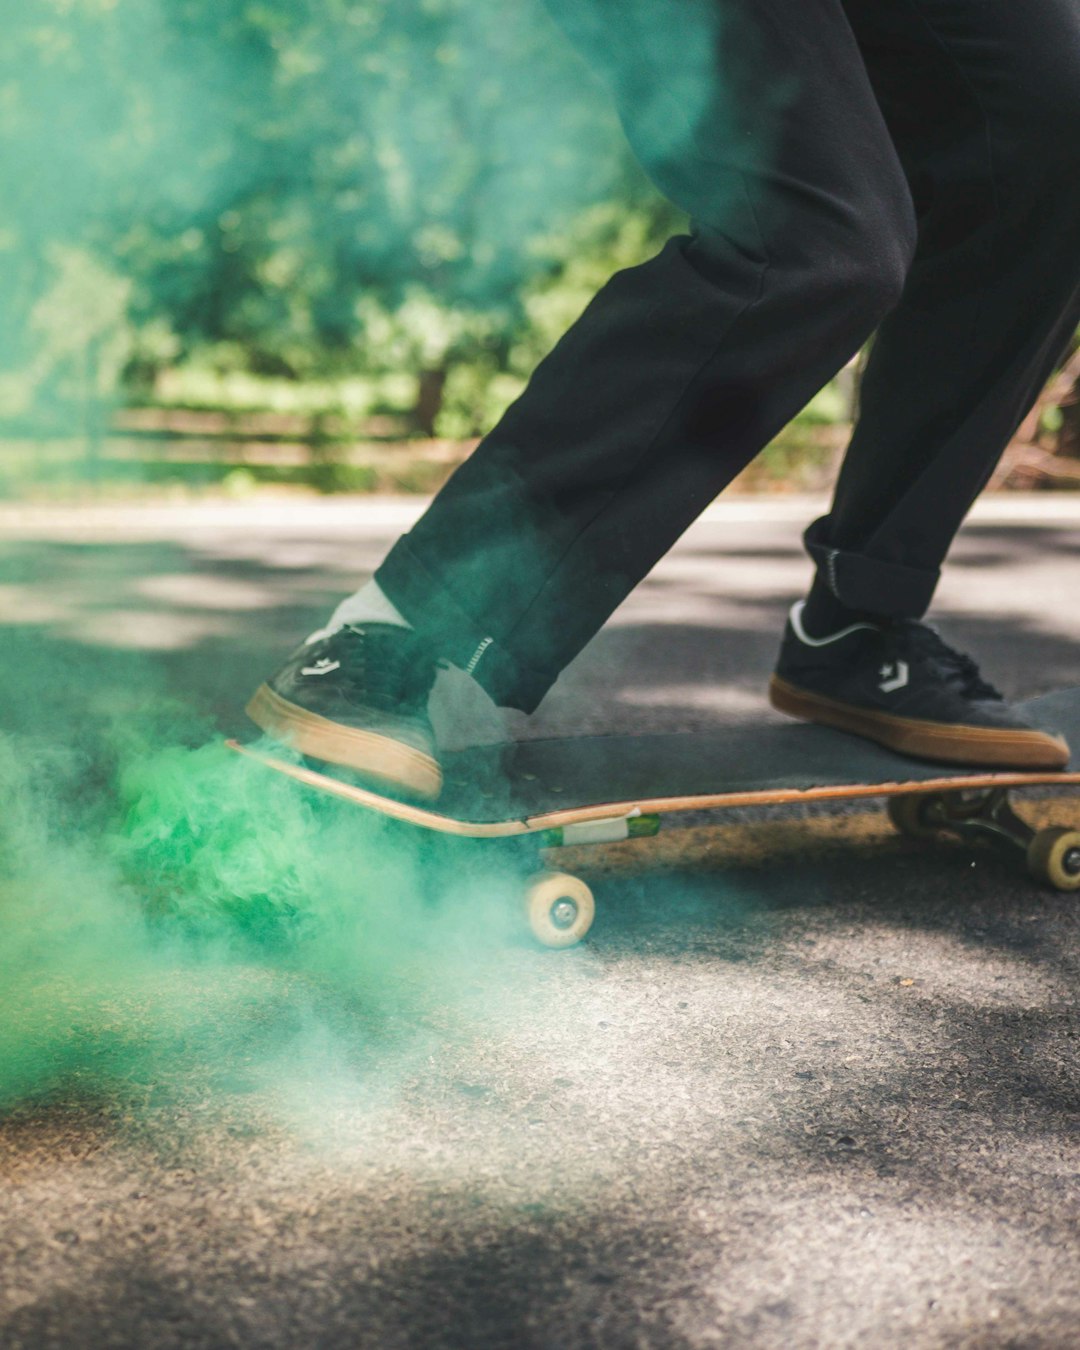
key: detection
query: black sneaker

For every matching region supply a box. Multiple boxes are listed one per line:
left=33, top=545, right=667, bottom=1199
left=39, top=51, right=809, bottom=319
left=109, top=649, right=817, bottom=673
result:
left=246, top=623, right=442, bottom=800
left=769, top=602, right=1069, bottom=770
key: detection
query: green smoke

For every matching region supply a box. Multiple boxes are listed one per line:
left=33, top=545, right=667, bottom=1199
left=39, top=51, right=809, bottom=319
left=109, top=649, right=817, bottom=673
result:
left=0, top=630, right=533, bottom=1122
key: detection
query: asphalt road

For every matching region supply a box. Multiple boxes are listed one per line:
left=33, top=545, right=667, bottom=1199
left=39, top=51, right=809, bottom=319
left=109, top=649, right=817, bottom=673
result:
left=1, top=493, right=1078, bottom=1349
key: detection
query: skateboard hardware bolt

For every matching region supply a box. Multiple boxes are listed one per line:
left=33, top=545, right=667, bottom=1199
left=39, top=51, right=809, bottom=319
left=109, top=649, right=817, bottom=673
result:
left=550, top=898, right=579, bottom=929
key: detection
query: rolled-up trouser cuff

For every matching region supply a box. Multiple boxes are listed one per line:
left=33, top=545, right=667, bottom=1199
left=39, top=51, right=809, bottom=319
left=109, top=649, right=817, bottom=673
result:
left=804, top=515, right=940, bottom=618
left=375, top=536, right=557, bottom=713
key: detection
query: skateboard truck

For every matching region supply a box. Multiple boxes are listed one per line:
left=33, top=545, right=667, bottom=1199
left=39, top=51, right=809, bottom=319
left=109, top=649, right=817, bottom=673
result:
left=887, top=787, right=1080, bottom=888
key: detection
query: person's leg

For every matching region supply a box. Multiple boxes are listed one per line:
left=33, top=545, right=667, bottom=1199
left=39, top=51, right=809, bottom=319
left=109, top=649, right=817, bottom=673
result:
left=250, top=0, right=922, bottom=793
left=250, top=0, right=1074, bottom=790
left=767, top=0, right=1079, bottom=768
left=373, top=0, right=917, bottom=714
left=801, top=0, right=1080, bottom=613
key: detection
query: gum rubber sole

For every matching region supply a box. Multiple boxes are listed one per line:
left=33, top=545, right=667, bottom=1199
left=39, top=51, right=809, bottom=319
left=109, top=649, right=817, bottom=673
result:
left=245, top=683, right=443, bottom=801
left=768, top=675, right=1070, bottom=771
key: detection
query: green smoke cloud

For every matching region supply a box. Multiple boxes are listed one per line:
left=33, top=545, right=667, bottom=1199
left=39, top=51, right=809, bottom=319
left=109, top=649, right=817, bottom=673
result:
left=0, top=627, right=535, bottom=1127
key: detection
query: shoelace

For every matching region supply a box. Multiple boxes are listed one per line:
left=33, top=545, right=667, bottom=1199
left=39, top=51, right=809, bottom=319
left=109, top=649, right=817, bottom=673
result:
left=885, top=621, right=1002, bottom=702
left=337, top=625, right=437, bottom=711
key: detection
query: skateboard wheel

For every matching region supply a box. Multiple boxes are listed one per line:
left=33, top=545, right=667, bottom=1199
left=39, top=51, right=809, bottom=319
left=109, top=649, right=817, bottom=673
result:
left=523, top=871, right=595, bottom=949
left=886, top=793, right=940, bottom=840
left=1026, top=827, right=1080, bottom=891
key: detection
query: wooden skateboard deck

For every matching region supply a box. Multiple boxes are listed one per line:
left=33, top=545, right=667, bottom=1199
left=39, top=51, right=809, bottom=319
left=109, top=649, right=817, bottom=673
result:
left=229, top=687, right=1080, bottom=946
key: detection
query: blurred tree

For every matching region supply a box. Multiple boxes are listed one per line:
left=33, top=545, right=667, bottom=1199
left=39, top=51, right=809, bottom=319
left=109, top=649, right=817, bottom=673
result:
left=1, top=0, right=675, bottom=435
left=6, top=0, right=1072, bottom=461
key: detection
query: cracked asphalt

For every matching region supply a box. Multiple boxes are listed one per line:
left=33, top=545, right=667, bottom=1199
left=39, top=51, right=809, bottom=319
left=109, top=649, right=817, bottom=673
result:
left=1, top=492, right=1078, bottom=1349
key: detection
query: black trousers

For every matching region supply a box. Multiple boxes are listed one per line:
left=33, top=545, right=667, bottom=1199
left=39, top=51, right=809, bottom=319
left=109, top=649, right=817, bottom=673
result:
left=378, top=0, right=1080, bottom=713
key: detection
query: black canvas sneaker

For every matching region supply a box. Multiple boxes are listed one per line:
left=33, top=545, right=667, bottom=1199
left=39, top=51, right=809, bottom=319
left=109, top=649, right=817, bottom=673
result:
left=246, top=623, right=442, bottom=799
left=769, top=602, right=1069, bottom=770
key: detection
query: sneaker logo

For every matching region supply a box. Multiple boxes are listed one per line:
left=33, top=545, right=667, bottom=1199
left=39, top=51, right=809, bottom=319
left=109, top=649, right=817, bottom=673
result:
left=878, top=660, right=909, bottom=693
left=301, top=658, right=341, bottom=677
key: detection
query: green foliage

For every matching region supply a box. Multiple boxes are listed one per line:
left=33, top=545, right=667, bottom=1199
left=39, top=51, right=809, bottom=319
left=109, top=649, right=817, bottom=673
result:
left=1, top=0, right=661, bottom=438
left=11, top=1, right=1072, bottom=486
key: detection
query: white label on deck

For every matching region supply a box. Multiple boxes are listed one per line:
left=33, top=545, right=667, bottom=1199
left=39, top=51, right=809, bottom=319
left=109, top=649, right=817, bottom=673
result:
left=559, top=814, right=638, bottom=846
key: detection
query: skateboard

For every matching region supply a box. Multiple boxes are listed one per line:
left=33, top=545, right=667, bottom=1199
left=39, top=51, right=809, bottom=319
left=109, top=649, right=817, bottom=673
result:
left=229, top=687, right=1080, bottom=949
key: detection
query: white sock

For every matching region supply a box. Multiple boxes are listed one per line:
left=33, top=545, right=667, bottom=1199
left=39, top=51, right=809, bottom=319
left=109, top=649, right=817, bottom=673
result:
left=305, top=580, right=507, bottom=745
left=305, top=580, right=412, bottom=643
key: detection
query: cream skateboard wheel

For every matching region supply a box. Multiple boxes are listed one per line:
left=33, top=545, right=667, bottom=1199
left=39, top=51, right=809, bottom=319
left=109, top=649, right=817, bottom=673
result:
left=523, top=871, right=595, bottom=948
left=1026, top=826, right=1080, bottom=891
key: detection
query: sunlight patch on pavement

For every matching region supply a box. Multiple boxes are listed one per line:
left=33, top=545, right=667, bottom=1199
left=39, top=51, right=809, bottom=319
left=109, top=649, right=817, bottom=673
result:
left=133, top=573, right=277, bottom=611
left=68, top=609, right=238, bottom=651
left=0, top=585, right=74, bottom=626
left=619, top=683, right=768, bottom=714
left=610, top=594, right=778, bottom=629
left=935, top=556, right=1080, bottom=638
left=798, top=918, right=1064, bottom=1008
left=694, top=1202, right=1077, bottom=1346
